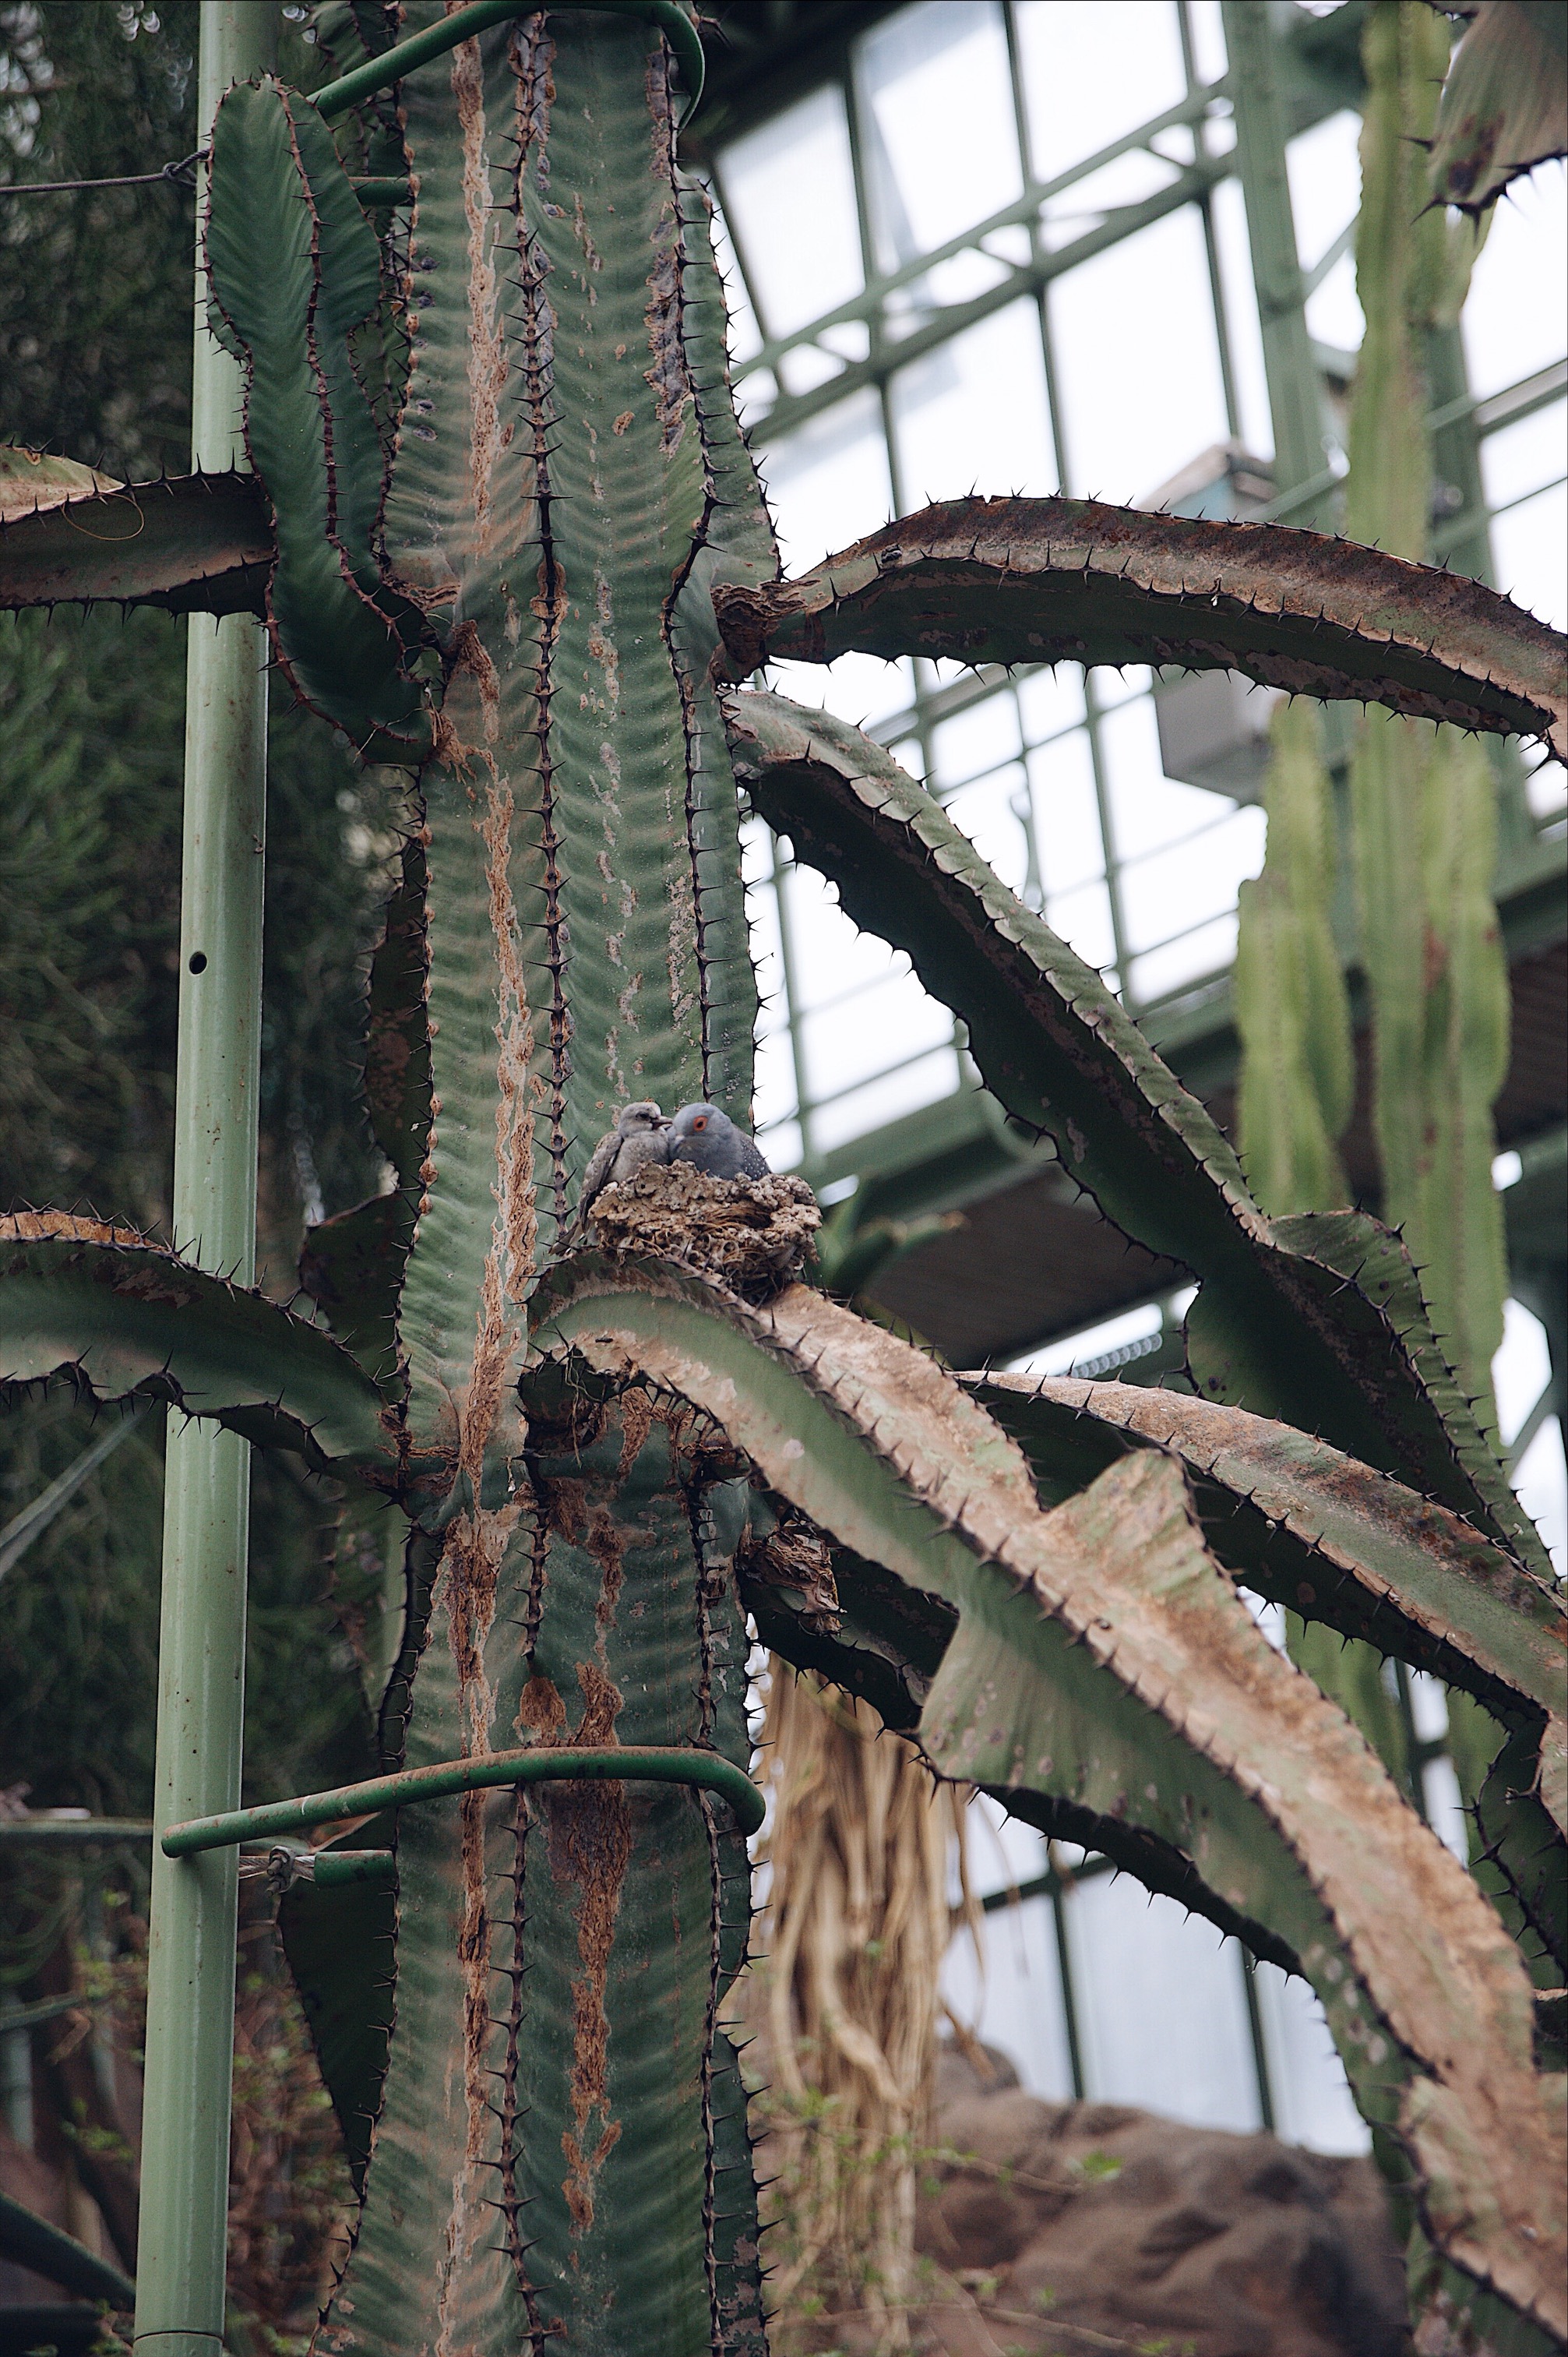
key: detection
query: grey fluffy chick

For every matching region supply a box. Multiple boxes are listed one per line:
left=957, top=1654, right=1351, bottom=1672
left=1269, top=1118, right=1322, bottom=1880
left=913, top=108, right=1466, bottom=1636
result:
left=573, top=1101, right=670, bottom=1230
left=668, top=1103, right=770, bottom=1178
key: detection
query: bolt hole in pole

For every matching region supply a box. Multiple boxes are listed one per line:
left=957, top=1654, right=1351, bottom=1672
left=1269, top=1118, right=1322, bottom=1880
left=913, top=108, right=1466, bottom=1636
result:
left=133, top=8, right=275, bottom=2353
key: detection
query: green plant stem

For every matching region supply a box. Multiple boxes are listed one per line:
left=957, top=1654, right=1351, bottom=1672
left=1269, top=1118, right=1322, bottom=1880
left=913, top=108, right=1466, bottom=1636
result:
left=312, top=0, right=705, bottom=126
left=164, top=1745, right=766, bottom=1854
left=133, top=9, right=275, bottom=2353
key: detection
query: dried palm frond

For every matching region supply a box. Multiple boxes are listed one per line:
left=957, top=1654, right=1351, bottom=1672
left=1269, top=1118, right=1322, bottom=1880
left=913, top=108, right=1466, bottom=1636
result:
left=749, top=1662, right=977, bottom=2355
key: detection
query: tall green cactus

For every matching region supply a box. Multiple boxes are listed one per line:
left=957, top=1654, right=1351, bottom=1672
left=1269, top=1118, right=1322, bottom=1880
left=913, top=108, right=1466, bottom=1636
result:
left=1, top=4, right=1565, bottom=2349
left=1348, top=0, right=1511, bottom=1430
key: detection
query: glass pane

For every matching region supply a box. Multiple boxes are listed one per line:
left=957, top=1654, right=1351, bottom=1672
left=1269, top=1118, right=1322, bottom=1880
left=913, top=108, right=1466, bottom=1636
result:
left=1018, top=663, right=1087, bottom=746
left=717, top=86, right=862, bottom=344
left=1286, top=110, right=1363, bottom=356
left=777, top=858, right=901, bottom=1013
left=855, top=1, right=1021, bottom=271
left=890, top=298, right=1058, bottom=506
left=1017, top=1, right=1187, bottom=187
left=802, top=969, right=954, bottom=1103
left=1129, top=908, right=1241, bottom=1004
left=1492, top=483, right=1567, bottom=634
left=1048, top=206, right=1230, bottom=502
left=1210, top=176, right=1274, bottom=460
left=703, top=184, right=762, bottom=367
left=1100, top=693, right=1229, bottom=861
left=1118, top=808, right=1267, bottom=955
left=759, top=390, right=894, bottom=573
left=768, top=651, right=917, bottom=733
left=1045, top=876, right=1118, bottom=972
left=946, top=762, right=1034, bottom=899
left=1461, top=164, right=1566, bottom=400
left=1028, top=729, right=1105, bottom=895
left=943, top=1895, right=1076, bottom=2100
left=1063, top=1872, right=1263, bottom=2132
left=812, top=1046, right=963, bottom=1150
left=1251, top=1964, right=1370, bottom=2155
left=1512, top=1414, right=1567, bottom=1576
left=930, top=692, right=1024, bottom=791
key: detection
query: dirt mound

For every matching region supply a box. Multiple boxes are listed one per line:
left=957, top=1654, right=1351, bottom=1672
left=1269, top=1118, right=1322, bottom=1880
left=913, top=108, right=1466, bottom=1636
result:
left=907, top=2048, right=1408, bottom=2357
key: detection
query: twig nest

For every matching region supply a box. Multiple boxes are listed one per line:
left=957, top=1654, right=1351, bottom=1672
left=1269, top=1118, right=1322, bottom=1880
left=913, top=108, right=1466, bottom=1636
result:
left=586, top=1160, right=820, bottom=1300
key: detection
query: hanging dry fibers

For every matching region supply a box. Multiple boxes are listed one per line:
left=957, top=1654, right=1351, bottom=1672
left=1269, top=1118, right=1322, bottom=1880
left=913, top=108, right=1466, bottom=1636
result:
left=749, top=1662, right=976, bottom=2355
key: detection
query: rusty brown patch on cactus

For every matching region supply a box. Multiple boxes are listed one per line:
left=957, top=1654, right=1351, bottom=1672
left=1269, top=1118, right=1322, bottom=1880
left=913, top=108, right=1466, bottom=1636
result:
left=452, top=29, right=510, bottom=559
left=615, top=1384, right=656, bottom=1477
left=643, top=108, right=689, bottom=453
left=1, top=1208, right=148, bottom=1251
left=547, top=1780, right=633, bottom=2235
left=516, top=1671, right=567, bottom=1741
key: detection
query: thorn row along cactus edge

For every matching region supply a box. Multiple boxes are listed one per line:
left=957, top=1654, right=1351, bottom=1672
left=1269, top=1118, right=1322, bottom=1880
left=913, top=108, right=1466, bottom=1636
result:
left=0, top=6, right=1564, bottom=2352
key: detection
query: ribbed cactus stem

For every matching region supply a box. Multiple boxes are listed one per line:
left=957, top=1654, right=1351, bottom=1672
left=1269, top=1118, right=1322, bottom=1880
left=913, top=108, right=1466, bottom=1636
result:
left=1347, top=0, right=1509, bottom=1430
left=1235, top=696, right=1354, bottom=1216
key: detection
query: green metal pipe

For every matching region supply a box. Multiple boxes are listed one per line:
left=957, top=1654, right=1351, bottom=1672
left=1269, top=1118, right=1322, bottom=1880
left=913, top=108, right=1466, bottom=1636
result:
left=133, top=9, right=276, bottom=2353
left=164, top=1745, right=766, bottom=1854
left=313, top=0, right=705, bottom=126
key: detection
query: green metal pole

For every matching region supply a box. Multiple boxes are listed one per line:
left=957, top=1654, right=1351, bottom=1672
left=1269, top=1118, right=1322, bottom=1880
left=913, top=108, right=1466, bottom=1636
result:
left=1221, top=0, right=1331, bottom=520
left=134, top=8, right=276, bottom=2350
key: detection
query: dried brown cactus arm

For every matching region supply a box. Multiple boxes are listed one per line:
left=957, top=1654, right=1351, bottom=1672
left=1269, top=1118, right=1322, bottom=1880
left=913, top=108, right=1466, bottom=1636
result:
left=967, top=1375, right=1568, bottom=1822
left=968, top=1372, right=1568, bottom=1974
left=528, top=1251, right=1565, bottom=2348
left=713, top=496, right=1568, bottom=760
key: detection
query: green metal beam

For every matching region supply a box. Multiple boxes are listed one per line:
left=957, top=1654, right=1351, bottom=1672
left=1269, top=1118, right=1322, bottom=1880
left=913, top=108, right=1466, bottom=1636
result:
left=163, top=1745, right=766, bottom=1853
left=1221, top=0, right=1330, bottom=518
left=133, top=9, right=275, bottom=2353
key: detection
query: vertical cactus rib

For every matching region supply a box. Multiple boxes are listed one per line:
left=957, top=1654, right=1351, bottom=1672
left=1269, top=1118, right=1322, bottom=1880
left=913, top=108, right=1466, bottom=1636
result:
left=511, top=1395, right=762, bottom=2354
left=1235, top=697, right=1355, bottom=1216
left=379, top=10, right=551, bottom=1471
left=522, top=12, right=707, bottom=1186
left=664, top=171, right=777, bottom=1120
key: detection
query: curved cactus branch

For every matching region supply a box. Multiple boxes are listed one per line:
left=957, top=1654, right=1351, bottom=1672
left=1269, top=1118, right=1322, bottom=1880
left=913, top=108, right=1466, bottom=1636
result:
left=713, top=497, right=1568, bottom=760
left=527, top=1251, right=1566, bottom=2343
left=206, top=77, right=433, bottom=761
left=722, top=689, right=1549, bottom=1581
left=966, top=1374, right=1568, bottom=1844
left=0, top=1212, right=400, bottom=1485
left=0, top=468, right=271, bottom=615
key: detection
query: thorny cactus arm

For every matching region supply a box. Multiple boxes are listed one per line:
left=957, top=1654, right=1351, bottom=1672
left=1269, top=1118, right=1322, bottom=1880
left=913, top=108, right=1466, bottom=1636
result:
left=0, top=1212, right=399, bottom=1484
left=527, top=1251, right=1566, bottom=2350
left=722, top=690, right=1550, bottom=1582
left=712, top=496, right=1568, bottom=760
left=205, top=76, right=434, bottom=760
left=0, top=466, right=272, bottom=616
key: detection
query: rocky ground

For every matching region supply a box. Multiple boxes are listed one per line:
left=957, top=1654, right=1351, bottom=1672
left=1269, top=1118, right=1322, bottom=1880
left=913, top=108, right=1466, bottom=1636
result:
left=825, top=2047, right=1410, bottom=2357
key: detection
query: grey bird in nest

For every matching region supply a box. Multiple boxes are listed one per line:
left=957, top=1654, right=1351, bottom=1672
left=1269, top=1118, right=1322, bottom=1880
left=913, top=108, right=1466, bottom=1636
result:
left=572, top=1100, right=671, bottom=1234
left=668, top=1103, right=770, bottom=1179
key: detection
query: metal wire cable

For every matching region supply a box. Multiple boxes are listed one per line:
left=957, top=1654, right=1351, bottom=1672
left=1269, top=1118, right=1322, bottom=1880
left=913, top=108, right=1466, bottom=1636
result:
left=0, top=146, right=206, bottom=196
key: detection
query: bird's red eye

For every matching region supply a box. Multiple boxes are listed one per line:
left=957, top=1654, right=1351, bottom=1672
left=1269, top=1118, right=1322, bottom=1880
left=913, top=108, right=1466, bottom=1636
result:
left=692, top=1116, right=707, bottom=1131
